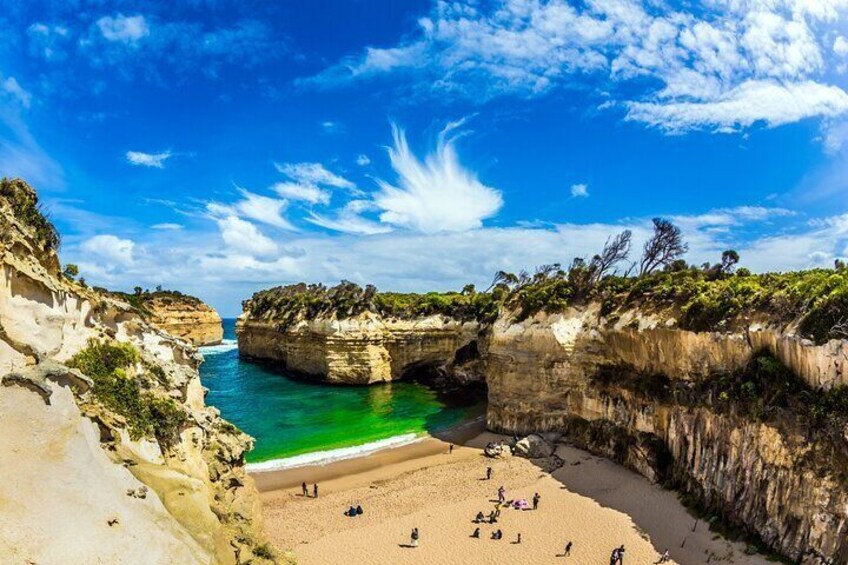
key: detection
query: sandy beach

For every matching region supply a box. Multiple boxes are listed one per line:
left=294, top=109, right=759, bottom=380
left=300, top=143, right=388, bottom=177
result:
left=254, top=428, right=773, bottom=565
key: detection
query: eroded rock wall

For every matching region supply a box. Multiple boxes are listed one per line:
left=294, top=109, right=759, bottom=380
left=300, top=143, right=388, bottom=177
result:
left=486, top=306, right=848, bottom=563
left=237, top=313, right=481, bottom=385
left=145, top=296, right=224, bottom=346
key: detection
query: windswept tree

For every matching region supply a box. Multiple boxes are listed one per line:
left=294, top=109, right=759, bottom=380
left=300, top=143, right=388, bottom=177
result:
left=638, top=218, right=688, bottom=276
left=589, top=230, right=632, bottom=284
left=719, top=249, right=740, bottom=274
left=63, top=263, right=79, bottom=280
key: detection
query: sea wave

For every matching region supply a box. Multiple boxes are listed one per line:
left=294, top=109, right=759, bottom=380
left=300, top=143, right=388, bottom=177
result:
left=199, top=339, right=238, bottom=355
left=246, top=433, right=424, bottom=472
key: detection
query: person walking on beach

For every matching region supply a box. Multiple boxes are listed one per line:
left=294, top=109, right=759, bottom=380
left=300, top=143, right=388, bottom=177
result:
left=301, top=482, right=308, bottom=497
left=486, top=466, right=492, bottom=480
left=449, top=443, right=454, bottom=454
left=533, top=492, right=540, bottom=510
left=497, top=486, right=505, bottom=503
left=410, top=527, right=419, bottom=547
left=564, top=541, right=572, bottom=556
left=313, top=483, right=318, bottom=498
left=655, top=549, right=670, bottom=563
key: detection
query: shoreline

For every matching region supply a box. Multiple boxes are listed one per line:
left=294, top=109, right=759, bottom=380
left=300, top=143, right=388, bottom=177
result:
left=251, top=415, right=486, bottom=493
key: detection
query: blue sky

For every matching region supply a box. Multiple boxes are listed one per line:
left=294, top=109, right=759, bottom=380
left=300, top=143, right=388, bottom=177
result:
left=2, top=0, right=848, bottom=315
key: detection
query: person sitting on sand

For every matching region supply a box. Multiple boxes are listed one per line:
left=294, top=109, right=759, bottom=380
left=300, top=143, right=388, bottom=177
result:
left=491, top=529, right=502, bottom=540
left=488, top=510, right=497, bottom=524
left=410, top=527, right=419, bottom=548
left=515, top=533, right=521, bottom=544
left=655, top=549, right=670, bottom=563
left=475, top=511, right=484, bottom=523
left=471, top=527, right=480, bottom=538
left=346, top=506, right=356, bottom=517
left=356, top=505, right=363, bottom=515
left=565, top=541, right=572, bottom=556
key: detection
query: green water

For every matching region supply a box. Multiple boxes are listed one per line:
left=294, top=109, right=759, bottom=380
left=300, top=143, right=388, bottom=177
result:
left=200, top=320, right=483, bottom=463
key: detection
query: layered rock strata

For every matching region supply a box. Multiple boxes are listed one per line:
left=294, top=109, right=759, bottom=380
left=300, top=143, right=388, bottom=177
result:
left=144, top=294, right=224, bottom=346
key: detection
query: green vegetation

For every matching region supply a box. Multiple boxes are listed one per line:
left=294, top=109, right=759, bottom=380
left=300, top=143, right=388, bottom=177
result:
left=243, top=280, right=498, bottom=328
left=90, top=287, right=203, bottom=317
left=0, top=177, right=60, bottom=250
left=67, top=340, right=187, bottom=445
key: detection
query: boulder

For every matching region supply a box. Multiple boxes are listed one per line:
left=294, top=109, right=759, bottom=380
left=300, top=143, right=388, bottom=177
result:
left=514, top=434, right=554, bottom=459
left=484, top=441, right=511, bottom=459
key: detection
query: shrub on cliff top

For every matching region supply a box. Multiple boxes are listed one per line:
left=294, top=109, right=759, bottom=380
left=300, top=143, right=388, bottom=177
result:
left=0, top=177, right=60, bottom=251
left=67, top=340, right=187, bottom=444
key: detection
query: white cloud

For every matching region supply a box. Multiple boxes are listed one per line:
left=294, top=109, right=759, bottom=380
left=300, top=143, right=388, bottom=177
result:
left=571, top=183, right=589, bottom=197
left=307, top=200, right=392, bottom=235
left=356, top=154, right=371, bottom=166
left=207, top=190, right=296, bottom=231
left=96, top=14, right=149, bottom=44
left=275, top=162, right=356, bottom=190
left=126, top=150, right=172, bottom=168
left=81, top=234, right=135, bottom=267
left=373, top=122, right=503, bottom=232
left=305, top=0, right=848, bottom=134
left=216, top=215, right=278, bottom=257
left=2, top=77, right=32, bottom=108
left=151, top=223, right=183, bottom=230
left=272, top=182, right=330, bottom=205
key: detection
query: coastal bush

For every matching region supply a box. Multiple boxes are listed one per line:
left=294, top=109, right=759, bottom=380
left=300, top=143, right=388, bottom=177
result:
left=0, top=177, right=61, bottom=250
left=68, top=340, right=187, bottom=444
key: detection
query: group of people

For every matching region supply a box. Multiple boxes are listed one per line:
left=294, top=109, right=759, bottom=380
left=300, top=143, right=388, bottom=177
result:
left=344, top=505, right=363, bottom=517
left=300, top=481, right=318, bottom=498
left=609, top=544, right=626, bottom=564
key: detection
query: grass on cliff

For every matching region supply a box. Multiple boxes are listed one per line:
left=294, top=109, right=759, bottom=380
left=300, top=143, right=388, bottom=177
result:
left=68, top=340, right=187, bottom=445
left=243, top=281, right=498, bottom=328
left=0, top=177, right=60, bottom=251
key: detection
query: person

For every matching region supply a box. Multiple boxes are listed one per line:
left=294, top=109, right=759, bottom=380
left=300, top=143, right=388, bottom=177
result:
left=488, top=510, right=497, bottom=524
left=533, top=492, right=540, bottom=510
left=497, top=486, right=505, bottom=503
left=475, top=511, right=485, bottom=523
left=655, top=549, right=670, bottom=563
left=515, top=533, right=522, bottom=544
left=486, top=466, right=492, bottom=480
left=346, top=506, right=356, bottom=517
left=471, top=527, right=480, bottom=538
left=449, top=443, right=454, bottom=454
left=356, top=505, right=363, bottom=515
left=301, top=482, right=308, bottom=497
left=610, top=548, right=620, bottom=565
left=618, top=545, right=626, bottom=564
left=494, top=507, right=501, bottom=519
left=565, top=541, right=572, bottom=556
left=491, top=529, right=502, bottom=540
left=410, top=527, right=419, bottom=548
left=313, top=483, right=318, bottom=498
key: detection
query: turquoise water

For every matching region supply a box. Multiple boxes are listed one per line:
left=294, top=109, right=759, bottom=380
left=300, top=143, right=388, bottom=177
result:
left=199, top=320, right=483, bottom=464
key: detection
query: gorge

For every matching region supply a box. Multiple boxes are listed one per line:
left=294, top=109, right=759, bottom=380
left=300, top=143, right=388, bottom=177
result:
left=236, top=277, right=848, bottom=564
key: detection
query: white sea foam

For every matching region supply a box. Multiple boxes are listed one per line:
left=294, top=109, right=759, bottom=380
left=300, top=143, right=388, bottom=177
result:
left=246, top=433, right=424, bottom=472
left=199, top=339, right=238, bottom=355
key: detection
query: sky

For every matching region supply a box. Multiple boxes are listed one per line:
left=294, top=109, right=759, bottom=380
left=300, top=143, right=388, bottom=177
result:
left=2, top=0, right=848, bottom=316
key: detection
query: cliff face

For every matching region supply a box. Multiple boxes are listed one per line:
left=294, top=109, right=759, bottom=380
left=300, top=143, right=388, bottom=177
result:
left=144, top=294, right=224, bottom=346
left=0, top=180, right=274, bottom=564
left=237, top=312, right=481, bottom=385
left=486, top=306, right=848, bottom=564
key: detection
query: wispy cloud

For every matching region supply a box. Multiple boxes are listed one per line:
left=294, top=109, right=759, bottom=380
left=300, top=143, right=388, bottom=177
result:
left=96, top=14, right=149, bottom=44
left=571, top=183, right=589, bottom=198
left=126, top=150, right=172, bottom=168
left=151, top=223, right=183, bottom=230
left=373, top=120, right=502, bottom=232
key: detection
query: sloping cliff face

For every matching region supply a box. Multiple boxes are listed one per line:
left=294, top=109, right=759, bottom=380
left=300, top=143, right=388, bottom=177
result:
left=143, top=293, right=224, bottom=346
left=486, top=306, right=848, bottom=563
left=237, top=312, right=481, bottom=385
left=0, top=179, right=275, bottom=564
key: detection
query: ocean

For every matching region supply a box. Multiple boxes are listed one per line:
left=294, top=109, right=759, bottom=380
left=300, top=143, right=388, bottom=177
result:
left=199, top=319, right=483, bottom=470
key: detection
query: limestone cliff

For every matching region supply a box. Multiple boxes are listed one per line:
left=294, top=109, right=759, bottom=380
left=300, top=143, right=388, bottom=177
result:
left=0, top=179, right=277, bottom=564
left=486, top=306, right=848, bottom=564
left=237, top=312, right=481, bottom=385
left=142, top=292, right=224, bottom=346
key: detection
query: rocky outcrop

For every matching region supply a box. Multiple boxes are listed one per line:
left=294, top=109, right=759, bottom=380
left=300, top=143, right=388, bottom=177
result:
left=0, top=179, right=276, bottom=564
left=485, top=306, right=848, bottom=564
left=237, top=312, right=481, bottom=385
left=144, top=294, right=224, bottom=346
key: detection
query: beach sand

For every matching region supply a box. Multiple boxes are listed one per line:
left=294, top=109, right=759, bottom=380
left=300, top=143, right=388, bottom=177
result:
left=256, top=430, right=773, bottom=565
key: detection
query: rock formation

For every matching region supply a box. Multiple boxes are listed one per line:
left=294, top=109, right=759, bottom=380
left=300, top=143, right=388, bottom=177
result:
left=0, top=179, right=277, bottom=564
left=142, top=292, right=224, bottom=346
